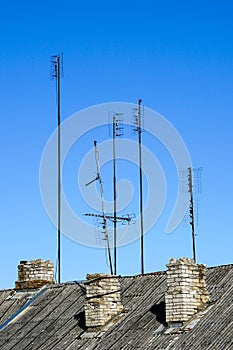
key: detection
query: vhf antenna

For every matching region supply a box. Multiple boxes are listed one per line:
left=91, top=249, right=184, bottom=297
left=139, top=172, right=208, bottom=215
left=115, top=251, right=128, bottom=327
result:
left=51, top=53, right=63, bottom=283
left=187, top=167, right=196, bottom=263
left=86, top=141, right=113, bottom=275
left=113, top=113, right=123, bottom=275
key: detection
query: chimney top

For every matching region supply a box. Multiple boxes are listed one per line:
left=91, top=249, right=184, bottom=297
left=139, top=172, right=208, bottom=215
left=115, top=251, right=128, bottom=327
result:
left=84, top=273, right=123, bottom=330
left=165, top=257, right=209, bottom=326
left=167, top=257, right=195, bottom=265
left=15, top=259, right=55, bottom=290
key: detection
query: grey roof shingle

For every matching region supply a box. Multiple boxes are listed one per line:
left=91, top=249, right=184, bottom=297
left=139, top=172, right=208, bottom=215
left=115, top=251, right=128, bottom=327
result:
left=0, top=264, right=232, bottom=350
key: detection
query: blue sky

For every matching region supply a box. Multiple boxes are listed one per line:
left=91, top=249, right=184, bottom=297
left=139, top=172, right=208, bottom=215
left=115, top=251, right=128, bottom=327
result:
left=1, top=1, right=233, bottom=288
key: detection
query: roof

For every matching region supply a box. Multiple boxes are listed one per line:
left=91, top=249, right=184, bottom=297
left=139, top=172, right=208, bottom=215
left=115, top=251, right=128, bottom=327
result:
left=0, top=264, right=232, bottom=350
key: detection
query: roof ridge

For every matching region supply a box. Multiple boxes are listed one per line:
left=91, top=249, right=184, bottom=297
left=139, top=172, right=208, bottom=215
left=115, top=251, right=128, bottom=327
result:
left=10, top=264, right=231, bottom=288
left=207, top=263, right=233, bottom=269
left=119, top=270, right=166, bottom=278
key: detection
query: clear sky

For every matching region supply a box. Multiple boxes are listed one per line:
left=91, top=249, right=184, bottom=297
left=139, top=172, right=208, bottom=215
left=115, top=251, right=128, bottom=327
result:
left=1, top=0, right=233, bottom=288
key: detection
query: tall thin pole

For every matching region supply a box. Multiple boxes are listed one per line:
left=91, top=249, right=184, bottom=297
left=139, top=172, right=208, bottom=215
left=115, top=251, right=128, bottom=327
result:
left=113, top=116, right=117, bottom=275
left=51, top=54, right=62, bottom=283
left=138, top=99, right=144, bottom=274
left=188, top=167, right=196, bottom=263
left=57, top=56, right=61, bottom=283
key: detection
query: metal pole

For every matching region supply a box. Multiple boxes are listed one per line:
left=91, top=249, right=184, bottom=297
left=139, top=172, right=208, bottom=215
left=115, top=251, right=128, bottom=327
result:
left=138, top=99, right=144, bottom=274
left=57, top=56, right=61, bottom=283
left=113, top=116, right=117, bottom=275
left=51, top=54, right=62, bottom=283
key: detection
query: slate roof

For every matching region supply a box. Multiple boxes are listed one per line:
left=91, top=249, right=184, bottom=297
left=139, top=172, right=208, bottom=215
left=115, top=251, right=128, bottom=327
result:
left=0, top=264, right=232, bottom=350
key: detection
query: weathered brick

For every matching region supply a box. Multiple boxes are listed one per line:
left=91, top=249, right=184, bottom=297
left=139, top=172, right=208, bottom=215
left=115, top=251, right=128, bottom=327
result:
left=15, top=259, right=55, bottom=290
left=84, top=274, right=123, bottom=329
left=165, top=257, right=209, bottom=325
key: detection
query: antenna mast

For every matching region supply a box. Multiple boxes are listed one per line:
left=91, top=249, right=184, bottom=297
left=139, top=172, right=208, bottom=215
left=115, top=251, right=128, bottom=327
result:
left=112, top=114, right=123, bottom=275
left=51, top=54, right=63, bottom=283
left=133, top=99, right=145, bottom=274
left=187, top=167, right=196, bottom=263
left=138, top=99, right=144, bottom=274
left=132, top=99, right=145, bottom=274
left=93, top=141, right=113, bottom=275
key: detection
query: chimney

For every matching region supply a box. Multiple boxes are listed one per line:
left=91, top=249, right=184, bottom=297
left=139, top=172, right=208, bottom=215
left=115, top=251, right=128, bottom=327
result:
left=165, top=257, right=209, bottom=326
left=84, top=273, right=123, bottom=330
left=15, top=259, right=55, bottom=290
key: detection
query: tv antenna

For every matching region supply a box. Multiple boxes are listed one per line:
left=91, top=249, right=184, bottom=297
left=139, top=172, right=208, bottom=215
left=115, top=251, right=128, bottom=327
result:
left=85, top=140, right=113, bottom=275
left=112, top=113, right=124, bottom=275
left=180, top=167, right=203, bottom=263
left=84, top=213, right=135, bottom=224
left=85, top=140, right=135, bottom=275
left=188, top=167, right=197, bottom=262
left=132, top=99, right=145, bottom=274
left=50, top=53, right=63, bottom=283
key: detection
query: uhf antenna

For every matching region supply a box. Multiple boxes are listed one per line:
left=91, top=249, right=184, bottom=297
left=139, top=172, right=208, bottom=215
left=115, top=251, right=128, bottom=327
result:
left=187, top=167, right=196, bottom=263
left=113, top=113, right=123, bottom=275
left=132, top=99, right=144, bottom=274
left=51, top=53, right=63, bottom=283
left=86, top=141, right=113, bottom=275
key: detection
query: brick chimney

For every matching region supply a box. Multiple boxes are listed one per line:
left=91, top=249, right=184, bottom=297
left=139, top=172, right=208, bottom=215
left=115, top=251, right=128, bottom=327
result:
left=15, top=259, right=55, bottom=290
left=84, top=273, right=123, bottom=330
left=165, top=257, right=209, bottom=326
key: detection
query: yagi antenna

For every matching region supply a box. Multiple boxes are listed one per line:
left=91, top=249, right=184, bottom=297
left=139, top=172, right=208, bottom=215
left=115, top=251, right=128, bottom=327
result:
left=85, top=138, right=135, bottom=275
left=84, top=213, right=135, bottom=224
left=85, top=141, right=113, bottom=275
